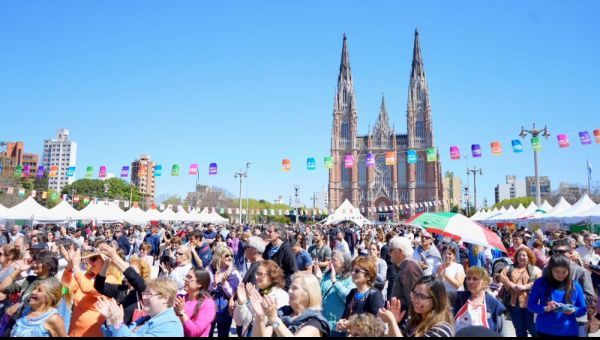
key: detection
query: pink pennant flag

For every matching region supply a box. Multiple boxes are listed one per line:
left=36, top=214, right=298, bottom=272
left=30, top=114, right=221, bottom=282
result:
left=557, top=134, right=570, bottom=148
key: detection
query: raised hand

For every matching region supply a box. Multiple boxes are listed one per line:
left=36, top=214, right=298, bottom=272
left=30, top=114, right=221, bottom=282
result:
left=11, top=260, right=31, bottom=273
left=387, top=297, right=405, bottom=322
left=329, top=262, right=336, bottom=282
left=98, top=243, right=119, bottom=261
left=247, top=283, right=265, bottom=320
left=378, top=308, right=397, bottom=324
left=237, top=284, right=247, bottom=305
left=262, top=295, right=278, bottom=320
left=336, top=318, right=348, bottom=332
left=173, top=296, right=185, bottom=315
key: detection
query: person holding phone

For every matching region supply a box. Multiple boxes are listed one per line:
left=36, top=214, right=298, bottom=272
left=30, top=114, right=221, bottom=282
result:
left=528, top=255, right=587, bottom=337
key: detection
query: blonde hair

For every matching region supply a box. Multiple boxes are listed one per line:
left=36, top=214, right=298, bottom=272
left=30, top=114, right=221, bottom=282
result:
left=466, top=266, right=491, bottom=289
left=177, top=246, right=192, bottom=264
left=210, top=247, right=233, bottom=271
left=146, top=277, right=178, bottom=307
left=290, top=272, right=322, bottom=311
left=129, top=257, right=152, bottom=280
left=34, top=277, right=63, bottom=308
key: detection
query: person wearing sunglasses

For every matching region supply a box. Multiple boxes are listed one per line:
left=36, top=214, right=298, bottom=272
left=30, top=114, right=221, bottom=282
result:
left=378, top=275, right=455, bottom=337
left=208, top=247, right=242, bottom=337
left=60, top=245, right=121, bottom=337
left=412, top=230, right=442, bottom=276
left=336, top=256, right=385, bottom=334
left=169, top=246, right=194, bottom=296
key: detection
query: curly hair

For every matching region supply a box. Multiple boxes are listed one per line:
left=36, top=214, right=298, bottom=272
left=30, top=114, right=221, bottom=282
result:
left=351, top=256, right=377, bottom=286
left=513, top=246, right=536, bottom=266
left=129, top=257, right=152, bottom=280
left=347, top=313, right=386, bottom=337
left=258, top=260, right=286, bottom=289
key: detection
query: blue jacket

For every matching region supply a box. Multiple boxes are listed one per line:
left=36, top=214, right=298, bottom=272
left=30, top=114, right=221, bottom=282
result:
left=102, top=307, right=183, bottom=337
left=451, top=291, right=506, bottom=335
left=143, top=233, right=161, bottom=257
left=527, top=277, right=587, bottom=336
left=320, top=272, right=355, bottom=332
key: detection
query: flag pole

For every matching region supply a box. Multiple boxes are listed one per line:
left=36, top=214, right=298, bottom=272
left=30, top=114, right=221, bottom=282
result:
left=588, top=159, right=592, bottom=196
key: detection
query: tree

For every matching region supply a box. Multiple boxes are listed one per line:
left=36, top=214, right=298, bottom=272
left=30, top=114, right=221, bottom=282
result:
left=162, top=195, right=183, bottom=206
left=492, top=197, right=534, bottom=209
left=61, top=178, right=142, bottom=208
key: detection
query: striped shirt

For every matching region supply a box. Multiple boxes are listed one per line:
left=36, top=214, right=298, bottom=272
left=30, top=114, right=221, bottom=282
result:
left=405, top=322, right=454, bottom=337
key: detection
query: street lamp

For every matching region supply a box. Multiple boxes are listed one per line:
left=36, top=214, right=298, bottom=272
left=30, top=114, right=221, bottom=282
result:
left=519, top=123, right=550, bottom=206
left=467, top=167, right=483, bottom=211
left=245, top=162, right=251, bottom=223
left=294, top=185, right=300, bottom=224
left=234, top=164, right=249, bottom=224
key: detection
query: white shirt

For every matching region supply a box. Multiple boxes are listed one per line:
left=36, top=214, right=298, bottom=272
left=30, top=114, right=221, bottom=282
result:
left=434, top=262, right=465, bottom=292
left=577, top=245, right=600, bottom=265
left=335, top=239, right=350, bottom=255
left=170, top=263, right=193, bottom=295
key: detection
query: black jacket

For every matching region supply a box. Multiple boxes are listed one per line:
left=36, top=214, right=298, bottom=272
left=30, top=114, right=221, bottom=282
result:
left=94, top=267, right=147, bottom=324
left=263, top=240, right=298, bottom=289
left=117, top=235, right=131, bottom=255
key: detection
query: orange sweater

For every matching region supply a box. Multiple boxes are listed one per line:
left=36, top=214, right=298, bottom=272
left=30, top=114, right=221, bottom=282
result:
left=62, top=269, right=119, bottom=337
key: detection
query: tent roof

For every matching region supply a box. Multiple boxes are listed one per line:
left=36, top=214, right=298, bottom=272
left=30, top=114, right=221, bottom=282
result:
left=145, top=208, right=162, bottom=221
left=514, top=202, right=539, bottom=219
left=538, top=197, right=573, bottom=218
left=539, top=200, right=554, bottom=212
left=324, top=199, right=370, bottom=227
left=577, top=204, right=600, bottom=218
left=489, top=205, right=515, bottom=221
left=44, top=200, right=84, bottom=221
left=123, top=206, right=149, bottom=225
left=0, top=196, right=52, bottom=220
left=79, top=201, right=125, bottom=223
left=552, top=194, right=597, bottom=218
left=159, top=207, right=178, bottom=221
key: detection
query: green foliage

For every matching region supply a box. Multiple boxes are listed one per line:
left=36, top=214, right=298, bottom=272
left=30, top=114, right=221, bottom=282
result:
left=493, top=197, right=534, bottom=209
left=61, top=178, right=142, bottom=203
left=163, top=195, right=183, bottom=206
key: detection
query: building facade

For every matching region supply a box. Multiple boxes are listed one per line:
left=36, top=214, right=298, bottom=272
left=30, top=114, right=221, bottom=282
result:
left=328, top=31, right=444, bottom=218
left=525, top=176, right=551, bottom=202
left=42, top=129, right=77, bottom=192
left=443, top=171, right=462, bottom=210
left=131, top=154, right=156, bottom=207
left=494, top=175, right=526, bottom=203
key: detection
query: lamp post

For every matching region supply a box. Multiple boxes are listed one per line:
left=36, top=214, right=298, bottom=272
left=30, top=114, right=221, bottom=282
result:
left=519, top=124, right=550, bottom=206
left=234, top=165, right=249, bottom=224
left=245, top=162, right=250, bottom=223
left=294, top=185, right=300, bottom=224
left=467, top=167, right=483, bottom=211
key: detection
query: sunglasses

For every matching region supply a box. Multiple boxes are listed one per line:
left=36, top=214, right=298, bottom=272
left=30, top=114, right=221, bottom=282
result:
left=89, top=256, right=101, bottom=263
left=352, top=268, right=366, bottom=275
left=174, top=252, right=185, bottom=256
left=224, top=254, right=233, bottom=259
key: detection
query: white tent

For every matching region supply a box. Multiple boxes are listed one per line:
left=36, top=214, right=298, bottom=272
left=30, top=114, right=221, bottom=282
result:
left=123, top=206, right=149, bottom=225
left=513, top=202, right=539, bottom=219
left=1, top=196, right=52, bottom=221
left=159, top=207, right=178, bottom=221
left=208, top=209, right=228, bottom=224
left=145, top=208, right=163, bottom=222
left=489, top=206, right=515, bottom=221
left=197, top=208, right=212, bottom=223
left=500, top=204, right=526, bottom=220
left=539, top=200, right=554, bottom=213
left=550, top=194, right=597, bottom=219
left=580, top=205, right=600, bottom=224
left=477, top=208, right=499, bottom=221
left=45, top=200, right=84, bottom=221
left=324, top=199, right=371, bottom=227
left=79, top=201, right=125, bottom=223
left=470, top=209, right=485, bottom=221
left=174, top=206, right=190, bottom=222
left=537, top=197, right=573, bottom=219
left=187, top=208, right=202, bottom=223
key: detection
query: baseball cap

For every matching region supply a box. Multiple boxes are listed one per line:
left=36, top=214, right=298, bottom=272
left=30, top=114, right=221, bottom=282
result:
left=593, top=241, right=600, bottom=249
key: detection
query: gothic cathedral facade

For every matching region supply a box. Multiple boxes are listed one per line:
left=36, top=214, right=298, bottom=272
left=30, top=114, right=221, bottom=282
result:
left=328, top=30, right=444, bottom=218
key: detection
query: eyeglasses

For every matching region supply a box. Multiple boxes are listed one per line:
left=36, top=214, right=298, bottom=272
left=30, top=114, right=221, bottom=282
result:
left=224, top=254, right=233, bottom=259
left=554, top=249, right=568, bottom=254
left=411, top=291, right=433, bottom=301
left=88, top=256, right=101, bottom=263
left=142, top=292, right=162, bottom=298
left=174, top=252, right=185, bottom=256
left=0, top=253, right=4, bottom=256
left=352, top=268, right=367, bottom=275
left=255, top=271, right=268, bottom=277
left=184, top=275, right=197, bottom=281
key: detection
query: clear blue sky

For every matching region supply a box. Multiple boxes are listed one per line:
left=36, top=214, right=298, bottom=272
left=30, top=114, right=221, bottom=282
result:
left=1, top=1, right=599, bottom=208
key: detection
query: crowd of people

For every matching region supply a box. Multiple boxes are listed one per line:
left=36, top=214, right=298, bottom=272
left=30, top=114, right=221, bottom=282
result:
left=0, top=219, right=600, bottom=337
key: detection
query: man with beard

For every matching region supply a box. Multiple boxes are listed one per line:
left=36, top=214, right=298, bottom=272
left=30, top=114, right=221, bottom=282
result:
left=412, top=230, right=442, bottom=276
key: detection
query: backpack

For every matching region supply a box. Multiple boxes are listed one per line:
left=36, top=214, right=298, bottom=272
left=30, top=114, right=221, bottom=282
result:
left=197, top=243, right=213, bottom=267
left=507, top=264, right=536, bottom=283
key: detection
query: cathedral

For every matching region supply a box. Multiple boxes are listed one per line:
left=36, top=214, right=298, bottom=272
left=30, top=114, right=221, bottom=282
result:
left=328, top=30, right=444, bottom=219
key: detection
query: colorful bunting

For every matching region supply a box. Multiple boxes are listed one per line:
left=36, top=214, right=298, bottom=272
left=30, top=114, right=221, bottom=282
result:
left=579, top=131, right=592, bottom=145
left=120, top=166, right=129, bottom=178
left=83, top=196, right=90, bottom=204
left=85, top=166, right=93, bottom=178
left=491, top=141, right=502, bottom=155
left=172, top=164, right=180, bottom=176
left=99, top=166, right=107, bottom=178
left=209, top=163, right=218, bottom=175
left=41, top=191, right=47, bottom=199
left=15, top=165, right=22, bottom=177
left=344, top=155, right=354, bottom=168
left=306, top=158, right=316, bottom=170
left=511, top=139, right=523, bottom=153
left=471, top=144, right=482, bottom=158
left=531, top=136, right=542, bottom=151
left=557, top=134, right=570, bottom=148
left=385, top=152, right=396, bottom=165
left=50, top=192, right=59, bottom=201
left=282, top=159, right=291, bottom=171
left=49, top=165, right=59, bottom=178
left=366, top=153, right=376, bottom=167
left=154, top=165, right=162, bottom=177
left=0, top=163, right=3, bottom=174
left=450, top=146, right=460, bottom=160
left=18, top=189, right=25, bottom=197
left=407, top=150, right=417, bottom=164
left=23, top=165, right=30, bottom=178
left=324, top=156, right=333, bottom=169
left=594, top=129, right=600, bottom=144
left=67, top=166, right=76, bottom=177
left=189, top=164, right=198, bottom=175
left=426, top=148, right=437, bottom=162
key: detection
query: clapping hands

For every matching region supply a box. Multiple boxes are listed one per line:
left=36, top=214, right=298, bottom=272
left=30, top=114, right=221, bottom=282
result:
left=96, top=296, right=124, bottom=326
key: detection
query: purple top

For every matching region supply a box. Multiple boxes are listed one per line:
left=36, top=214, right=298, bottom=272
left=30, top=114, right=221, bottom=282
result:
left=183, top=296, right=217, bottom=337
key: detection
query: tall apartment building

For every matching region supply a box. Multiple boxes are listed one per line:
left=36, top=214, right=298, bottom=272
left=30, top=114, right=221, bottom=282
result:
left=494, top=175, right=526, bottom=203
left=131, top=154, right=156, bottom=207
left=525, top=176, right=551, bottom=201
left=443, top=171, right=462, bottom=209
left=0, top=141, right=40, bottom=179
left=42, top=129, right=77, bottom=192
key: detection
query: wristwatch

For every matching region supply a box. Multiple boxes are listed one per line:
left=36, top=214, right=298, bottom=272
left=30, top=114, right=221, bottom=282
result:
left=270, top=320, right=281, bottom=329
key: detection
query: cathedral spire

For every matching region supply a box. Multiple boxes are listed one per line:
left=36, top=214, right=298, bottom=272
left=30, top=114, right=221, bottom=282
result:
left=411, top=29, right=425, bottom=79
left=337, top=33, right=353, bottom=87
left=372, top=95, right=391, bottom=141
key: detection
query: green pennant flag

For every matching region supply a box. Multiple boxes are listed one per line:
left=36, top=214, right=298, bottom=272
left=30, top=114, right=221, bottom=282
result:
left=531, top=136, right=542, bottom=151
left=15, top=165, right=23, bottom=177
left=324, top=156, right=333, bottom=169
left=50, top=191, right=59, bottom=201
left=85, top=166, right=93, bottom=179
left=171, top=164, right=180, bottom=176
left=426, top=148, right=437, bottom=162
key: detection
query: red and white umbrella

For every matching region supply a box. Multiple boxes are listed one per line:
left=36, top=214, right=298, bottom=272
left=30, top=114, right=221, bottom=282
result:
left=405, top=212, right=507, bottom=253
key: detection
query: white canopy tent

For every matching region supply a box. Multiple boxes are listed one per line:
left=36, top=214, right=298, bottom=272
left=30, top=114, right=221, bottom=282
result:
left=159, top=207, right=178, bottom=222
left=500, top=204, right=526, bottom=220
left=197, top=208, right=212, bottom=223
left=44, top=200, right=85, bottom=222
left=323, top=199, right=371, bottom=227
left=145, top=208, right=163, bottom=222
left=123, top=206, right=150, bottom=225
left=513, top=202, right=539, bottom=219
left=79, top=201, right=125, bottom=224
left=187, top=208, right=202, bottom=223
left=208, top=209, right=228, bottom=224
left=0, top=196, right=52, bottom=222
left=488, top=206, right=515, bottom=221
left=539, top=200, right=554, bottom=213
left=174, top=206, right=190, bottom=222
left=548, top=194, right=597, bottom=220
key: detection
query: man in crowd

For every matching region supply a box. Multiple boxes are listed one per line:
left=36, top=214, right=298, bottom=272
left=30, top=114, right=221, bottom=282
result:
left=242, top=236, right=266, bottom=285
left=412, top=230, right=442, bottom=276
left=263, top=224, right=297, bottom=289
left=308, top=230, right=332, bottom=272
left=335, top=230, right=350, bottom=255
left=390, top=236, right=424, bottom=325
